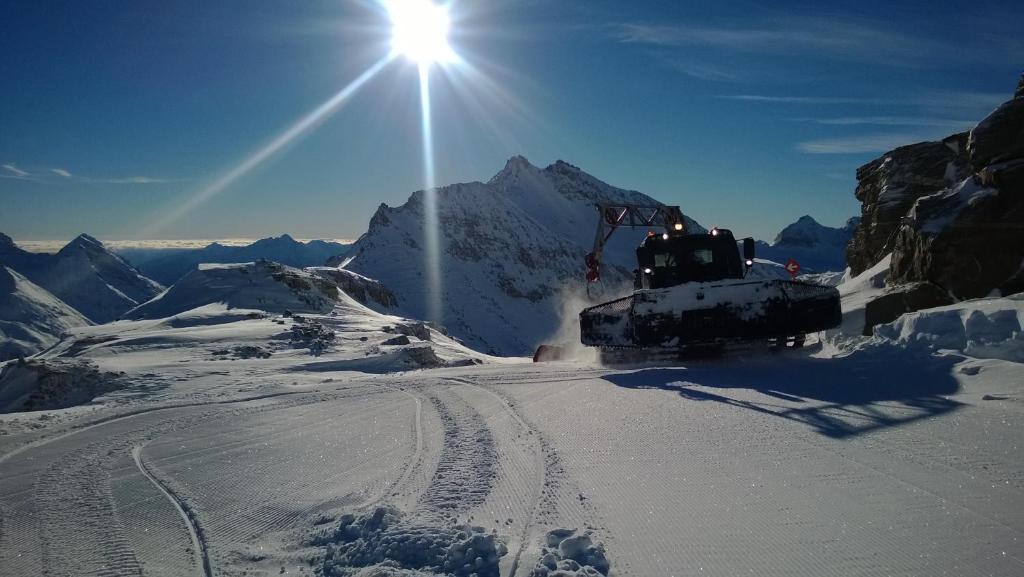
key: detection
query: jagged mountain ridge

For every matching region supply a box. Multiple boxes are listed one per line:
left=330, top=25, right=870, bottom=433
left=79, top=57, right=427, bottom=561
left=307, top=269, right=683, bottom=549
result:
left=129, top=234, right=350, bottom=285
left=340, top=156, right=704, bottom=355
left=0, top=233, right=163, bottom=323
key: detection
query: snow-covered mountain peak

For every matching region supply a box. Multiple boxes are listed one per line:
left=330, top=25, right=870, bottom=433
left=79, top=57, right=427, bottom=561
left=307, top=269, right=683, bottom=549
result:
left=343, top=157, right=705, bottom=355
left=773, top=215, right=849, bottom=248
left=61, top=233, right=105, bottom=254
left=488, top=155, right=541, bottom=187
left=754, top=215, right=859, bottom=273
left=254, top=233, right=298, bottom=246
left=0, top=233, right=15, bottom=249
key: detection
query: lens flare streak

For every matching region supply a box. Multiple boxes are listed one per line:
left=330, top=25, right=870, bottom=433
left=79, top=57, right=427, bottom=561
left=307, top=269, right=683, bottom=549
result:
left=418, top=64, right=443, bottom=324
left=145, top=55, right=393, bottom=235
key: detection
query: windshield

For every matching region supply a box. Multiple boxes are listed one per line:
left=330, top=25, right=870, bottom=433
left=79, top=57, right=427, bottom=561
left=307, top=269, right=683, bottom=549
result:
left=643, top=236, right=744, bottom=287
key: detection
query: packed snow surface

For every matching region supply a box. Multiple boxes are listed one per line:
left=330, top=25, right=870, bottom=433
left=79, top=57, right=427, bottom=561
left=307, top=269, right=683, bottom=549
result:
left=1, top=274, right=1022, bottom=576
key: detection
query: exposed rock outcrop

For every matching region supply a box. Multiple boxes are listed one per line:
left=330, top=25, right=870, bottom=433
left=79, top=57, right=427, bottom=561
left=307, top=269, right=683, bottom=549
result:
left=887, top=79, right=1024, bottom=300
left=308, top=267, right=398, bottom=311
left=846, top=75, right=1024, bottom=333
left=846, top=134, right=968, bottom=276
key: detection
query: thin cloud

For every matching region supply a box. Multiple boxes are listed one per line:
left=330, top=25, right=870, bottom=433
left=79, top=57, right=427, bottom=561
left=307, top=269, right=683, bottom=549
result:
left=2, top=163, right=30, bottom=178
left=615, top=16, right=963, bottom=67
left=797, top=134, right=930, bottom=154
left=666, top=59, right=745, bottom=82
left=723, top=91, right=1007, bottom=117
left=793, top=116, right=977, bottom=129
left=100, top=176, right=169, bottom=184
left=724, top=95, right=893, bottom=105
left=0, top=164, right=172, bottom=185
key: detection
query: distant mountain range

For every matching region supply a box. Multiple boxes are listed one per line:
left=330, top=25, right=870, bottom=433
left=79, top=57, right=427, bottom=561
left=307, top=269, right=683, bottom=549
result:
left=753, top=215, right=860, bottom=273
left=121, top=234, right=349, bottom=285
left=0, top=161, right=858, bottom=361
left=0, top=232, right=350, bottom=360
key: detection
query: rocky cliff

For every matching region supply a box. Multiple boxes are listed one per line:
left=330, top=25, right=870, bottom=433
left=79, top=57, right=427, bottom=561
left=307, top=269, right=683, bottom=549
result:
left=846, top=134, right=969, bottom=276
left=846, top=75, right=1024, bottom=331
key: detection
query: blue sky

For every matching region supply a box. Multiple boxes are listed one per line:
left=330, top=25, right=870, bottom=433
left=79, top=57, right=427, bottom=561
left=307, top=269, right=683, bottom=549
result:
left=1, top=0, right=1021, bottom=243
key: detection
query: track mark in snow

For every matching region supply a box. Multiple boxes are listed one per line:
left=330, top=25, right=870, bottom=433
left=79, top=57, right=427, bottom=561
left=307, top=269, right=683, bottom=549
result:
left=420, top=389, right=499, bottom=514
left=132, top=445, right=212, bottom=577
left=444, top=378, right=603, bottom=577
left=33, top=443, right=144, bottom=577
left=354, top=387, right=425, bottom=510
left=0, top=387, right=368, bottom=577
left=449, top=380, right=550, bottom=577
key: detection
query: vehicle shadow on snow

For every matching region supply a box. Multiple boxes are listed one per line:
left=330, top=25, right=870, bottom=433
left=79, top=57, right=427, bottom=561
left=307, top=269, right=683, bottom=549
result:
left=602, top=349, right=964, bottom=439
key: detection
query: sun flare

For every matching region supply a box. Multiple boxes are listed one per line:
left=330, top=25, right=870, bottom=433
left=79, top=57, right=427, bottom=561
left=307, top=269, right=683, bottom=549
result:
left=387, top=0, right=454, bottom=65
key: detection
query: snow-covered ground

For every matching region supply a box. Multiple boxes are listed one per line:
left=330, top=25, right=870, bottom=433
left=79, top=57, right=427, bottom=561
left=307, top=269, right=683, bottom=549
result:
left=1, top=275, right=1021, bottom=577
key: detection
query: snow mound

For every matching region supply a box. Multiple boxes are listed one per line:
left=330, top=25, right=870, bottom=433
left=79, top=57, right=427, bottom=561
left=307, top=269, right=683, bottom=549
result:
left=315, top=506, right=508, bottom=577
left=0, top=267, right=92, bottom=361
left=124, top=261, right=338, bottom=319
left=873, top=293, right=1024, bottom=362
left=530, top=528, right=610, bottom=577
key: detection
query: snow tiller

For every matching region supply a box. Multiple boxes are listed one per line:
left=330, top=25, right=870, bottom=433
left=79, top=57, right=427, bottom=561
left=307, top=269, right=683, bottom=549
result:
left=578, top=203, right=841, bottom=360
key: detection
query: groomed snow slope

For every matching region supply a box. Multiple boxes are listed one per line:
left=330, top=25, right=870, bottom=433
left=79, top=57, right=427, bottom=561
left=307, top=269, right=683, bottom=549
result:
left=1, top=248, right=1022, bottom=577
left=0, top=267, right=91, bottom=360
left=1, top=330, right=1020, bottom=577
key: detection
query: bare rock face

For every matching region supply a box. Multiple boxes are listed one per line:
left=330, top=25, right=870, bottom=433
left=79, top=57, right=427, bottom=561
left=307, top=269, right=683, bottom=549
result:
left=887, top=83, right=1024, bottom=300
left=846, top=133, right=968, bottom=276
left=309, top=267, right=398, bottom=310
left=968, top=76, right=1024, bottom=172
left=841, top=76, right=1024, bottom=334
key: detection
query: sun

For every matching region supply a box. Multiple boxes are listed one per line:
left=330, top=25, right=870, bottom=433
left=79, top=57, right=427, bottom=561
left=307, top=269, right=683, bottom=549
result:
left=387, top=0, right=454, bottom=66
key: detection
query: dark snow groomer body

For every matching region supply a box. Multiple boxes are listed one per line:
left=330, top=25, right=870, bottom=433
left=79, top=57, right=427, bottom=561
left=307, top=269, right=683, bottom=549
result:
left=579, top=204, right=841, bottom=361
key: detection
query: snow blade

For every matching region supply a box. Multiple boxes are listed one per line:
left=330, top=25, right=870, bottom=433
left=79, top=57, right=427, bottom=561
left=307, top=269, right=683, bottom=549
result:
left=533, top=344, right=565, bottom=362
left=580, top=279, right=841, bottom=349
